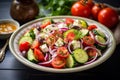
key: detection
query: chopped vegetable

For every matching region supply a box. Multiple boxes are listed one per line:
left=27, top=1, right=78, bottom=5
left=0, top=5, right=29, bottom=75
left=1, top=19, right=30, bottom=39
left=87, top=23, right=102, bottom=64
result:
left=57, top=47, right=69, bottom=58
left=51, top=56, right=66, bottom=69
left=29, top=29, right=35, bottom=40
left=34, top=48, right=44, bottom=61
left=66, top=54, right=75, bottom=68
left=73, top=49, right=88, bottom=63
left=19, top=41, right=30, bottom=52
left=27, top=49, right=38, bottom=62
left=83, top=36, right=95, bottom=46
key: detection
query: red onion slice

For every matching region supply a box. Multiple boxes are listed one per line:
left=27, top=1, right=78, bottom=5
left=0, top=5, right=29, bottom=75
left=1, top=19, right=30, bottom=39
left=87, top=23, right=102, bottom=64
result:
left=84, top=46, right=102, bottom=56
left=89, top=31, right=95, bottom=40
left=80, top=39, right=83, bottom=49
left=38, top=53, right=57, bottom=66
left=95, top=34, right=110, bottom=46
left=59, top=28, right=69, bottom=32
left=44, top=53, right=50, bottom=61
left=67, top=41, right=73, bottom=54
left=48, top=47, right=57, bottom=55
left=84, top=52, right=98, bottom=65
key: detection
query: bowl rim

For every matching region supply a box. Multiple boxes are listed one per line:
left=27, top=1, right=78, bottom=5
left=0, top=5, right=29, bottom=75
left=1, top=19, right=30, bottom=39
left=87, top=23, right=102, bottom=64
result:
left=9, top=16, right=116, bottom=73
left=0, top=19, right=20, bottom=34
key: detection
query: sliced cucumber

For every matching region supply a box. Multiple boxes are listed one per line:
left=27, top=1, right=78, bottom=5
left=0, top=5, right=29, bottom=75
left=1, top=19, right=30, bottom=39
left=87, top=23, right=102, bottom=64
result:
left=19, top=36, right=33, bottom=45
left=27, top=49, right=38, bottom=63
left=24, top=29, right=35, bottom=40
left=79, top=19, right=88, bottom=28
left=73, top=49, right=88, bottom=63
left=93, top=29, right=105, bottom=38
left=95, top=43, right=107, bottom=50
left=66, top=54, right=75, bottom=68
left=24, top=31, right=30, bottom=37
left=95, top=35, right=106, bottom=44
left=80, top=29, right=89, bottom=38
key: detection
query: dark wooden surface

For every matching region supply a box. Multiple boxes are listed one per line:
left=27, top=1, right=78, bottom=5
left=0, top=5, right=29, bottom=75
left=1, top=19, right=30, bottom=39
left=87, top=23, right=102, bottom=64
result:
left=0, top=0, right=120, bottom=80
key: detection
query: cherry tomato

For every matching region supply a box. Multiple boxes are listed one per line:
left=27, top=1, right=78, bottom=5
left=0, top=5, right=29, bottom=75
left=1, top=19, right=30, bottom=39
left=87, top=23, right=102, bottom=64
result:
left=34, top=48, right=44, bottom=61
left=19, top=41, right=30, bottom=52
left=98, top=7, right=119, bottom=28
left=88, top=25, right=97, bottom=30
left=40, top=21, right=51, bottom=29
left=52, top=30, right=62, bottom=38
left=87, top=49, right=97, bottom=57
left=31, top=40, right=40, bottom=49
left=46, top=35, right=56, bottom=46
left=57, top=47, right=69, bottom=58
left=51, top=56, right=66, bottom=69
left=65, top=18, right=74, bottom=25
left=66, top=32, right=75, bottom=41
left=83, top=36, right=95, bottom=46
left=71, top=1, right=91, bottom=18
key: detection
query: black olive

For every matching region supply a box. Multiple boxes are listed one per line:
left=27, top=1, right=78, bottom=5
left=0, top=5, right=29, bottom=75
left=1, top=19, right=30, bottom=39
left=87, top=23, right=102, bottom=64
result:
left=72, top=26, right=81, bottom=30
left=36, top=26, right=41, bottom=31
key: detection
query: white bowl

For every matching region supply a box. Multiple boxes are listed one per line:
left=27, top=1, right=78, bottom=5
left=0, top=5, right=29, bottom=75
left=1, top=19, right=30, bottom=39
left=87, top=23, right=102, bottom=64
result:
left=0, top=19, right=20, bottom=39
left=9, top=16, right=116, bottom=73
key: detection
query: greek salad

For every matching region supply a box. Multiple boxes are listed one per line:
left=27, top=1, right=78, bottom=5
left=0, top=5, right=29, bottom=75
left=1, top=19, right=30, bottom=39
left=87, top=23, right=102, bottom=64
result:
left=18, top=18, right=109, bottom=69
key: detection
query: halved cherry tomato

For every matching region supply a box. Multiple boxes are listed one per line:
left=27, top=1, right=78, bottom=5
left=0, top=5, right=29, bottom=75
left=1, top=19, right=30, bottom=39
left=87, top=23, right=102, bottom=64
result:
left=65, top=18, right=74, bottom=25
left=31, top=40, right=40, bottom=49
left=57, top=47, right=69, bottom=58
left=19, top=41, right=30, bottom=52
left=87, top=49, right=97, bottom=57
left=88, top=25, right=97, bottom=30
left=52, top=30, right=62, bottom=38
left=51, top=56, right=66, bottom=69
left=34, top=48, right=44, bottom=61
left=66, top=32, right=75, bottom=41
left=40, top=21, right=51, bottom=29
left=83, top=36, right=95, bottom=46
left=46, top=35, right=56, bottom=46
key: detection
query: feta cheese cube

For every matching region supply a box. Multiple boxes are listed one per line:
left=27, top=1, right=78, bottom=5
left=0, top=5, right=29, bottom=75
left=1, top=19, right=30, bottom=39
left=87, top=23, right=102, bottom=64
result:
left=40, top=44, right=49, bottom=53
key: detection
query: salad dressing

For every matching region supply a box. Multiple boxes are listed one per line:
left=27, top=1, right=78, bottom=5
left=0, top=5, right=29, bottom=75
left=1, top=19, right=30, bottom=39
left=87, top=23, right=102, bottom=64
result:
left=0, top=22, right=17, bottom=34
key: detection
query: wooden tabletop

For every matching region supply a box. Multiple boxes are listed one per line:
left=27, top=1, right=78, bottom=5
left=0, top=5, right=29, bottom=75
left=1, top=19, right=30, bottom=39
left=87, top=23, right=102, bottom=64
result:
left=0, top=0, right=120, bottom=80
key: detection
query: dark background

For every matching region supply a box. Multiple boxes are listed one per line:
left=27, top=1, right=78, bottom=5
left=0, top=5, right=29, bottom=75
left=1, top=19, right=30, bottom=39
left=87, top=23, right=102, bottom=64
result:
left=0, top=0, right=120, bottom=80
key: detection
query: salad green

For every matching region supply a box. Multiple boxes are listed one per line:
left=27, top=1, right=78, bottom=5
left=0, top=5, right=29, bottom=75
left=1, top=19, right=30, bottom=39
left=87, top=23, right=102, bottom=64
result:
left=36, top=0, right=77, bottom=18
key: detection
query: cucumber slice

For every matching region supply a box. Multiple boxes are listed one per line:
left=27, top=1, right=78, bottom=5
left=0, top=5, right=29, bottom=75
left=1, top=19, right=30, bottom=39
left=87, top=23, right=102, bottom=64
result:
left=66, top=54, right=75, bottom=68
left=73, top=49, right=88, bottom=63
left=27, top=49, right=38, bottom=62
left=80, top=29, right=89, bottom=38
left=24, top=31, right=30, bottom=37
left=19, top=36, right=33, bottom=45
left=24, top=29, right=35, bottom=39
left=79, top=19, right=88, bottom=28
left=93, top=29, right=105, bottom=38
left=95, top=35, right=106, bottom=44
left=95, top=43, right=107, bottom=50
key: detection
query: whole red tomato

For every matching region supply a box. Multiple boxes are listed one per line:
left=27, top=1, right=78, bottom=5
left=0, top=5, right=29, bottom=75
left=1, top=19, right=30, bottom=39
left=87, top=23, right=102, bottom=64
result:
left=71, top=1, right=91, bottom=18
left=98, top=7, right=119, bottom=28
left=80, top=0, right=94, bottom=8
left=92, top=3, right=105, bottom=20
